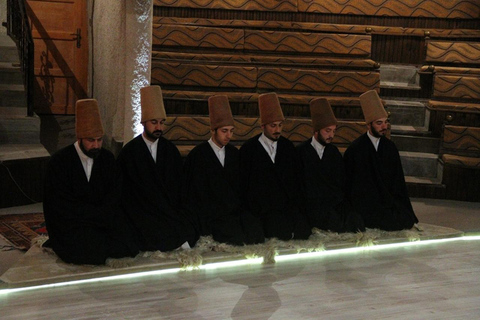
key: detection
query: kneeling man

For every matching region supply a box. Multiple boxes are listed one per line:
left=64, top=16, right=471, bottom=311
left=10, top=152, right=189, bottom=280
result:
left=297, top=98, right=365, bottom=233
left=43, top=99, right=139, bottom=265
left=183, top=95, right=264, bottom=245
left=117, top=85, right=198, bottom=252
left=344, top=90, right=418, bottom=231
left=239, top=92, right=310, bottom=240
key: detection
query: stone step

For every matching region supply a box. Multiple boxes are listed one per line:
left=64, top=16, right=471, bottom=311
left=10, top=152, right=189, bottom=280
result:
left=405, top=176, right=446, bottom=199
left=391, top=134, right=440, bottom=154
left=0, top=35, right=19, bottom=64
left=0, top=144, right=50, bottom=208
left=0, top=107, right=41, bottom=144
left=0, top=83, right=26, bottom=107
left=385, top=99, right=427, bottom=127
left=0, top=62, right=23, bottom=85
left=380, top=64, right=420, bottom=90
left=391, top=124, right=431, bottom=137
left=405, top=176, right=442, bottom=185
left=400, top=151, right=440, bottom=179
left=0, top=143, right=50, bottom=161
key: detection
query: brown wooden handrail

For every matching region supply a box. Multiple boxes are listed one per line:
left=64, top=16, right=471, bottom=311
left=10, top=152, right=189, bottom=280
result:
left=6, top=0, right=34, bottom=116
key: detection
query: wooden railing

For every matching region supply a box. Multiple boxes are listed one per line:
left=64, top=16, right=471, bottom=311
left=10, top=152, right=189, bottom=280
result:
left=6, top=0, right=34, bottom=116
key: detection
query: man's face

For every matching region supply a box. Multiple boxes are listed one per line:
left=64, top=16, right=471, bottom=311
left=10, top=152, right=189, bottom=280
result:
left=143, top=118, right=166, bottom=142
left=315, top=125, right=337, bottom=145
left=212, top=126, right=234, bottom=148
left=368, top=117, right=389, bottom=138
left=262, top=121, right=283, bottom=141
left=79, top=137, right=103, bottom=159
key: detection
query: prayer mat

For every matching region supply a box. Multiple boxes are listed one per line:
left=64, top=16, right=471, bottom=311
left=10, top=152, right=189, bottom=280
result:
left=0, top=213, right=47, bottom=250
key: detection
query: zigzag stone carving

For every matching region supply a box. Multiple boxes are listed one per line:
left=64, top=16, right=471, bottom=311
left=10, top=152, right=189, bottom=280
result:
left=257, top=68, right=379, bottom=93
left=154, top=0, right=480, bottom=18
left=154, top=0, right=297, bottom=11
left=297, top=0, right=480, bottom=18
left=152, top=62, right=257, bottom=88
left=427, top=41, right=480, bottom=65
left=163, top=116, right=368, bottom=146
left=434, top=75, right=480, bottom=100
left=153, top=24, right=244, bottom=49
left=244, top=31, right=371, bottom=56
left=443, top=126, right=480, bottom=152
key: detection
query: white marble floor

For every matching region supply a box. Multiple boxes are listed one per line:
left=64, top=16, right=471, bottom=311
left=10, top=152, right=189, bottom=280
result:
left=1, top=237, right=480, bottom=319
left=1, top=199, right=479, bottom=319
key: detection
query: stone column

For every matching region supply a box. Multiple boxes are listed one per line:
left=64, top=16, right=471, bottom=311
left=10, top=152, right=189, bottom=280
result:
left=91, top=0, right=152, bottom=151
left=123, top=0, right=153, bottom=143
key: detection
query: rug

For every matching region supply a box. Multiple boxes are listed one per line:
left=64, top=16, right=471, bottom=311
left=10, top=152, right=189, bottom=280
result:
left=0, top=213, right=47, bottom=250
left=0, top=223, right=465, bottom=289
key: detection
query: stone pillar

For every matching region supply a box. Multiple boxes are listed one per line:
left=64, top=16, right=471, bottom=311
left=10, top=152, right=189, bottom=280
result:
left=91, top=0, right=152, bottom=151
left=123, top=0, right=152, bottom=143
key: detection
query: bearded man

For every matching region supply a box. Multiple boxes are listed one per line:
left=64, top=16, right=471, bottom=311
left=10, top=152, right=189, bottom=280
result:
left=117, top=85, right=198, bottom=252
left=343, top=90, right=418, bottom=231
left=183, top=95, right=264, bottom=245
left=297, top=98, right=365, bottom=233
left=239, top=92, right=310, bottom=240
left=43, top=99, right=139, bottom=265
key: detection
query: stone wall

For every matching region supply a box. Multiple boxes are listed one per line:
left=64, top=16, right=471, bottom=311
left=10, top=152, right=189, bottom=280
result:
left=0, top=0, right=7, bottom=35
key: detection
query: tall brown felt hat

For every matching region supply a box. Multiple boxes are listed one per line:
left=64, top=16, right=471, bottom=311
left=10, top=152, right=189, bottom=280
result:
left=359, top=90, right=388, bottom=124
left=76, top=99, right=104, bottom=139
left=258, top=92, right=285, bottom=125
left=208, top=95, right=234, bottom=130
left=140, top=85, right=166, bottom=122
left=310, top=98, right=337, bottom=131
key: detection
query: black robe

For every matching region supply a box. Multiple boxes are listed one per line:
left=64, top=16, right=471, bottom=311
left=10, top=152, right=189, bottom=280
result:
left=297, top=139, right=365, bottom=233
left=343, top=133, right=418, bottom=231
left=43, top=145, right=139, bottom=265
left=117, top=135, right=198, bottom=252
left=183, top=141, right=264, bottom=245
left=239, top=134, right=311, bottom=240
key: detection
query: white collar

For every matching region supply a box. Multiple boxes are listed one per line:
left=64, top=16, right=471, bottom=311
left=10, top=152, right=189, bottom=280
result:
left=142, top=133, right=159, bottom=162
left=141, top=133, right=157, bottom=147
left=367, top=130, right=381, bottom=151
left=74, top=141, right=91, bottom=162
left=311, top=135, right=326, bottom=159
left=208, top=137, right=224, bottom=153
left=259, top=132, right=278, bottom=148
left=74, top=141, right=94, bottom=181
left=208, top=138, right=226, bottom=166
left=259, top=133, right=278, bottom=163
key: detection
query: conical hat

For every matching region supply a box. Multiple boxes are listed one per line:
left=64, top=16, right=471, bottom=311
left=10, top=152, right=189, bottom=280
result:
left=258, top=92, right=285, bottom=125
left=208, top=95, right=234, bottom=129
left=310, top=98, right=337, bottom=131
left=140, top=85, right=166, bottom=122
left=359, top=90, right=388, bottom=123
left=76, top=99, right=104, bottom=139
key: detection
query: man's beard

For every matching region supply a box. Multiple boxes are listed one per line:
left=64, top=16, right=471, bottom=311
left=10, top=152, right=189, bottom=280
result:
left=80, top=142, right=101, bottom=159
left=145, top=129, right=163, bottom=141
left=316, top=135, right=331, bottom=146
left=371, top=126, right=386, bottom=138
left=268, top=132, right=281, bottom=141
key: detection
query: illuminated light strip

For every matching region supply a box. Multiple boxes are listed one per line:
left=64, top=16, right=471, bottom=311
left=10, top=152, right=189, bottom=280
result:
left=275, top=235, right=480, bottom=262
left=0, top=267, right=181, bottom=295
left=1, top=235, right=479, bottom=295
left=199, top=257, right=263, bottom=270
